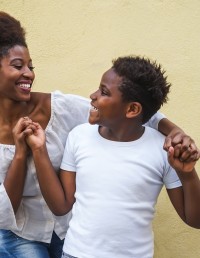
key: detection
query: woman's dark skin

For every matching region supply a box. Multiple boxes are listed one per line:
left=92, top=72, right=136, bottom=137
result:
left=0, top=45, right=51, bottom=213
left=0, top=46, right=199, bottom=216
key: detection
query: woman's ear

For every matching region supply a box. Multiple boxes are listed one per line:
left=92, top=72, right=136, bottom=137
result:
left=126, top=102, right=142, bottom=118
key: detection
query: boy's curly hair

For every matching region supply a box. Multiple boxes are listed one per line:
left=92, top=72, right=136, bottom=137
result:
left=0, top=12, right=27, bottom=60
left=112, top=55, right=171, bottom=123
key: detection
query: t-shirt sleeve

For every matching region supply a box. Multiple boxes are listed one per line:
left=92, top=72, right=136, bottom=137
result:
left=144, top=112, right=166, bottom=130
left=163, top=166, right=182, bottom=189
left=60, top=130, right=76, bottom=172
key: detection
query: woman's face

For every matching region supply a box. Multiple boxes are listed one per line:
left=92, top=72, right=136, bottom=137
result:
left=0, top=45, right=35, bottom=102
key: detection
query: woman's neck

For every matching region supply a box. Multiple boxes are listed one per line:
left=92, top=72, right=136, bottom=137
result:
left=0, top=100, right=31, bottom=124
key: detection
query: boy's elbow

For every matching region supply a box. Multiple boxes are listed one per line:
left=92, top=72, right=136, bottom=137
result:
left=51, top=200, right=74, bottom=216
left=53, top=211, right=68, bottom=216
left=52, top=207, right=71, bottom=216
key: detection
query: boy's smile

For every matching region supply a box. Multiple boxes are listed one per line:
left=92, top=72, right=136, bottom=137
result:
left=89, top=68, right=129, bottom=128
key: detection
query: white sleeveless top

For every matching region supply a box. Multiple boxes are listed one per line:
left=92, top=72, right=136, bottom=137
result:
left=0, top=91, right=90, bottom=243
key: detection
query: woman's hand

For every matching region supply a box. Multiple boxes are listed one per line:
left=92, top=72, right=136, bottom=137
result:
left=12, top=117, right=34, bottom=155
left=163, top=128, right=200, bottom=162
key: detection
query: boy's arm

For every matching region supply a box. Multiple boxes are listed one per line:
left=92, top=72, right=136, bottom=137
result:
left=33, top=145, right=75, bottom=216
left=167, top=146, right=200, bottom=228
left=26, top=123, right=75, bottom=216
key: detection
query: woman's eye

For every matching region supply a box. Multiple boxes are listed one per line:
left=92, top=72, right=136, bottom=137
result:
left=14, top=65, right=22, bottom=70
left=12, top=65, right=35, bottom=71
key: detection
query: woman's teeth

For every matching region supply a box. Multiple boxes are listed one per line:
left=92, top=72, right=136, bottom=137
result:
left=19, top=84, right=31, bottom=89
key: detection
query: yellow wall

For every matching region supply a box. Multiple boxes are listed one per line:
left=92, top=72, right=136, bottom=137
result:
left=1, top=1, right=200, bottom=257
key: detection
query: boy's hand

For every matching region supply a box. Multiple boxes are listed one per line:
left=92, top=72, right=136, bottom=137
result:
left=168, top=145, right=197, bottom=173
left=26, top=122, right=46, bottom=151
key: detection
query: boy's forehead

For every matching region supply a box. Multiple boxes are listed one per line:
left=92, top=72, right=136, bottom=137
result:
left=101, top=68, right=122, bottom=84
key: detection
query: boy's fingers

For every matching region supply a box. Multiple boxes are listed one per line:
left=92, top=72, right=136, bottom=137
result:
left=173, top=144, right=182, bottom=158
left=23, top=129, right=34, bottom=137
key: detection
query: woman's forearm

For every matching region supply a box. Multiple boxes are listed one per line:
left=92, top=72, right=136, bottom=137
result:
left=158, top=118, right=183, bottom=136
left=3, top=152, right=27, bottom=213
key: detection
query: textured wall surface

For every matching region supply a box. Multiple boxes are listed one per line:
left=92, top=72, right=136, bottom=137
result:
left=1, top=1, right=200, bottom=257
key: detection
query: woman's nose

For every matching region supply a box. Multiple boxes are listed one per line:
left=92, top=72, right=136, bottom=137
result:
left=23, top=67, right=35, bottom=79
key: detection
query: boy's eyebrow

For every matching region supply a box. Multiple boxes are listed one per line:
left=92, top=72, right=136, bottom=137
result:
left=100, top=83, right=108, bottom=89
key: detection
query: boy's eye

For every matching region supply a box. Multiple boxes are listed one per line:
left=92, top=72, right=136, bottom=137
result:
left=101, top=90, right=106, bottom=95
left=29, top=66, right=35, bottom=71
left=100, top=89, right=109, bottom=96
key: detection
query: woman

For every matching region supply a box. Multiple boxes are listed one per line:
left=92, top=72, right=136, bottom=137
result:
left=0, top=11, right=198, bottom=258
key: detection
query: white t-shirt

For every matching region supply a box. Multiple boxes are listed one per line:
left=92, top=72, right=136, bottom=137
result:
left=0, top=91, right=164, bottom=243
left=61, top=123, right=181, bottom=258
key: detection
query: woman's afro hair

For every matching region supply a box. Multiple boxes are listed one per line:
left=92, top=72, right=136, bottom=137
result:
left=0, top=12, right=27, bottom=59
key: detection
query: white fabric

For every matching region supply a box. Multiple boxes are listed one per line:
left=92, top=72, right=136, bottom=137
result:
left=0, top=184, right=19, bottom=230
left=145, top=111, right=166, bottom=130
left=61, top=123, right=181, bottom=258
left=0, top=90, right=164, bottom=243
left=0, top=91, right=90, bottom=243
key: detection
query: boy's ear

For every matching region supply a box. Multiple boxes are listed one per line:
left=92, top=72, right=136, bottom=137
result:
left=126, top=102, right=142, bottom=118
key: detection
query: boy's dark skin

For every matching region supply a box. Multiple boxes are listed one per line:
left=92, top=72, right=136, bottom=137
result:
left=25, top=58, right=200, bottom=229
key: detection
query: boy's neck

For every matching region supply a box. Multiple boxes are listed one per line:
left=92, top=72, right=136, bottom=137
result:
left=99, top=125, right=145, bottom=142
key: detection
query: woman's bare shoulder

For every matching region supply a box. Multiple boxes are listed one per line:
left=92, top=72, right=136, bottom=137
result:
left=29, top=92, right=51, bottom=128
left=31, top=91, right=50, bottom=106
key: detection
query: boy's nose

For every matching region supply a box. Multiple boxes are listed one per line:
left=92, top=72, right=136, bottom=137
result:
left=90, top=90, right=98, bottom=100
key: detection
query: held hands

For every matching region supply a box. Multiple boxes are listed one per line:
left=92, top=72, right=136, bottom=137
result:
left=25, top=122, right=46, bottom=151
left=13, top=117, right=46, bottom=152
left=164, top=128, right=200, bottom=163
left=12, top=117, right=35, bottom=154
left=168, top=145, right=197, bottom=173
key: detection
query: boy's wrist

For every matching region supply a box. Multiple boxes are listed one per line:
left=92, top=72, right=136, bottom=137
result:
left=176, top=168, right=197, bottom=181
left=32, top=145, right=48, bottom=156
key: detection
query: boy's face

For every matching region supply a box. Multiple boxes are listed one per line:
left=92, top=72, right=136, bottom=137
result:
left=89, top=68, right=129, bottom=127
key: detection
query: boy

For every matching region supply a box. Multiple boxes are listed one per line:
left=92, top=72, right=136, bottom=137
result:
left=27, top=56, right=200, bottom=258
